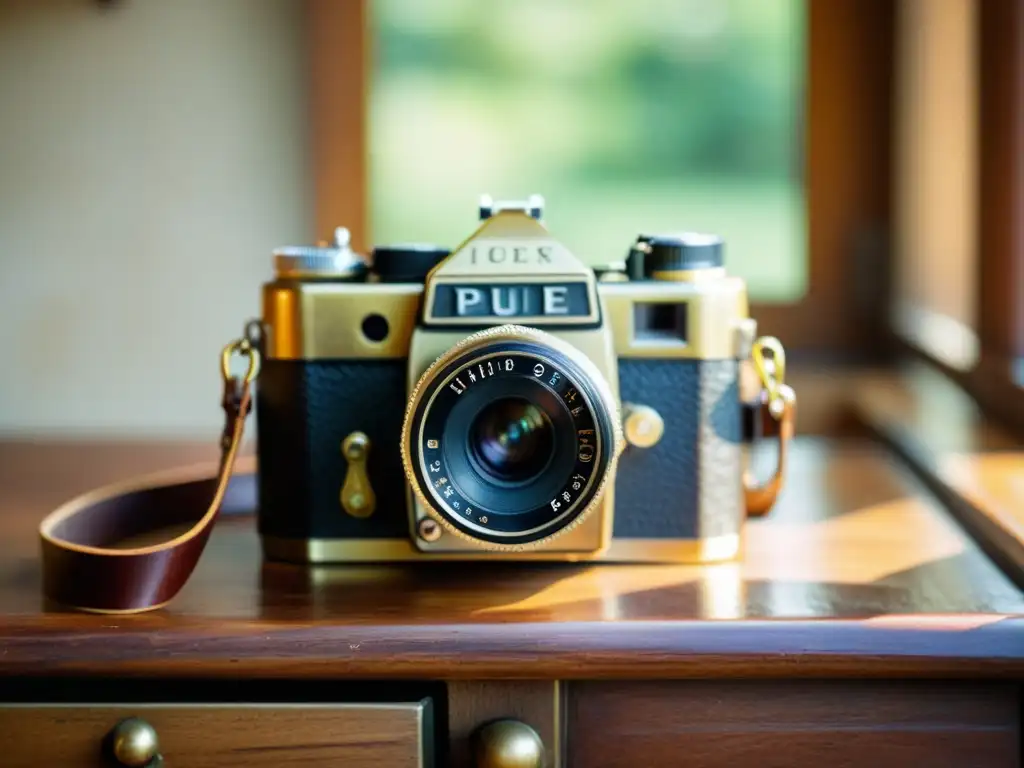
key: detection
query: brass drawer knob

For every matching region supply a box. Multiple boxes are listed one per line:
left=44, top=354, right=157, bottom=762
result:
left=109, top=716, right=162, bottom=767
left=472, top=718, right=545, bottom=768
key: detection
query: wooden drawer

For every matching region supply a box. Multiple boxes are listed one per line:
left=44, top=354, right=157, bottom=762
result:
left=0, top=700, right=434, bottom=767
left=567, top=681, right=1020, bottom=768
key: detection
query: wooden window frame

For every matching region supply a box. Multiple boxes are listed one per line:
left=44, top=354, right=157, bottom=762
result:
left=887, top=0, right=1024, bottom=435
left=306, top=0, right=894, bottom=361
left=966, top=0, right=1024, bottom=430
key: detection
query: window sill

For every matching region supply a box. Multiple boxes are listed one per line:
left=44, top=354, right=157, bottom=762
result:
left=851, top=359, right=1024, bottom=589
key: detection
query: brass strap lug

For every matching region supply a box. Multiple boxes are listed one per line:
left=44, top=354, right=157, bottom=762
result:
left=743, top=336, right=796, bottom=517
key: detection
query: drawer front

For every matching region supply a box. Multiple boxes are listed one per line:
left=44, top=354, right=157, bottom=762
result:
left=567, top=681, right=1020, bottom=768
left=0, top=701, right=433, bottom=768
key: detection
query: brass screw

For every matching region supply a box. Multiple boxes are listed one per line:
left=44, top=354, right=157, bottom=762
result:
left=417, top=517, right=442, bottom=542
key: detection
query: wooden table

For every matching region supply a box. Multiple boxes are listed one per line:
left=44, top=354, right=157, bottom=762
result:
left=0, top=436, right=1022, bottom=767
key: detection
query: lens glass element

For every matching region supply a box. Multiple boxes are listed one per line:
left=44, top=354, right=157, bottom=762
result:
left=469, top=397, right=555, bottom=484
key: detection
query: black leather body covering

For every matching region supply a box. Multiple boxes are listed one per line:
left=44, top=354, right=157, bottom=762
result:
left=256, top=357, right=742, bottom=544
left=256, top=359, right=411, bottom=539
left=613, top=359, right=742, bottom=540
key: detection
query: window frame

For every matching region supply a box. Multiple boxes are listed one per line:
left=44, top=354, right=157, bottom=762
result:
left=962, top=0, right=1024, bottom=431
left=889, top=0, right=1024, bottom=435
left=306, top=0, right=895, bottom=361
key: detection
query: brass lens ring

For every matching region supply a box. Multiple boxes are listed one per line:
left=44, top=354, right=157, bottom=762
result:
left=401, top=324, right=623, bottom=551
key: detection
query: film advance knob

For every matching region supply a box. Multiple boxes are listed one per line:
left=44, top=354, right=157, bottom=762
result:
left=273, top=226, right=368, bottom=279
left=642, top=232, right=724, bottom=280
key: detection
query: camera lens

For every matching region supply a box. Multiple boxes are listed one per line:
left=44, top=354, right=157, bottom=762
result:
left=402, top=326, right=621, bottom=547
left=469, top=397, right=555, bottom=484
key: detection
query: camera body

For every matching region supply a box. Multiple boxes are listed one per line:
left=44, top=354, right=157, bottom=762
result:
left=254, top=196, right=774, bottom=564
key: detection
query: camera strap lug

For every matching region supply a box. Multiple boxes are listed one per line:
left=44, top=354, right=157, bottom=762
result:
left=743, top=336, right=796, bottom=517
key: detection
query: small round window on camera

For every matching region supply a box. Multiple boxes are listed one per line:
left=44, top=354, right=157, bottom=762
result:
left=361, top=314, right=389, bottom=343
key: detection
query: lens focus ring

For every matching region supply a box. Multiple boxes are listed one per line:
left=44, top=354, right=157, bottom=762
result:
left=401, top=325, right=622, bottom=549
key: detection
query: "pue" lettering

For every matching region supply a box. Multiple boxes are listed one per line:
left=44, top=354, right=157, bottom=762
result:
left=454, top=286, right=569, bottom=317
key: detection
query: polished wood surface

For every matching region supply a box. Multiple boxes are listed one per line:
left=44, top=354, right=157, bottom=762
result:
left=853, top=360, right=1024, bottom=589
left=0, top=701, right=432, bottom=767
left=0, top=436, right=1023, bottom=679
left=941, top=453, right=1024, bottom=556
left=566, top=681, right=1020, bottom=768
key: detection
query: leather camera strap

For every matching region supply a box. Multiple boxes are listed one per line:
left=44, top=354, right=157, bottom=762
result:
left=37, top=341, right=259, bottom=615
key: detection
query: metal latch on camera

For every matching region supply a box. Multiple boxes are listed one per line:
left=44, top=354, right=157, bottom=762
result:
left=340, top=431, right=376, bottom=518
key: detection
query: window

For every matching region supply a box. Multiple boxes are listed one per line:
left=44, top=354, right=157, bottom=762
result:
left=368, top=0, right=807, bottom=303
left=309, top=0, right=895, bottom=356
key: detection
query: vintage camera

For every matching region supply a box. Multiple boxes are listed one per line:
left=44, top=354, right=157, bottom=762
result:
left=252, top=195, right=793, bottom=564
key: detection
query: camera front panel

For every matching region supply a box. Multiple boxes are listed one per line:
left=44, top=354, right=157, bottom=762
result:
left=256, top=277, right=429, bottom=561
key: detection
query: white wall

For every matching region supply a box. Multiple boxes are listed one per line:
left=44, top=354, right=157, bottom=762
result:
left=0, top=0, right=312, bottom=437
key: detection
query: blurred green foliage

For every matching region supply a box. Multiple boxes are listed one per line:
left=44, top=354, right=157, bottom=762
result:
left=369, top=0, right=806, bottom=301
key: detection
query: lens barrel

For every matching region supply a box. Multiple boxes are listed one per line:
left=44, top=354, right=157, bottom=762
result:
left=402, top=325, right=620, bottom=547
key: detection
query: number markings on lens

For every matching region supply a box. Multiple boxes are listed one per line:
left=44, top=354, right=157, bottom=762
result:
left=450, top=358, right=516, bottom=394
